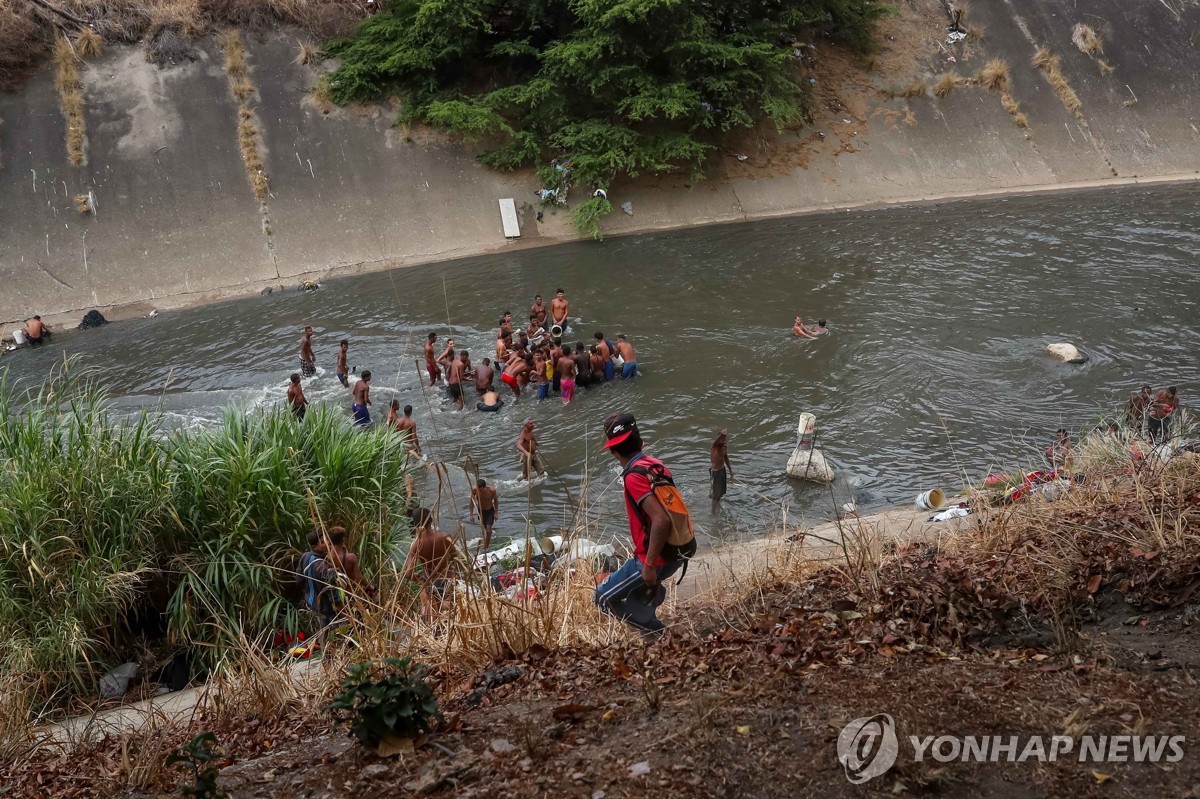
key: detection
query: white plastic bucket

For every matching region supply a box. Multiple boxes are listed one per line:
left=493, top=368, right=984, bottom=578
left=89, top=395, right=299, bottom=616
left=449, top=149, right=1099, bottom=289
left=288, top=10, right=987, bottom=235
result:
left=915, top=488, right=946, bottom=510
left=12, top=329, right=27, bottom=345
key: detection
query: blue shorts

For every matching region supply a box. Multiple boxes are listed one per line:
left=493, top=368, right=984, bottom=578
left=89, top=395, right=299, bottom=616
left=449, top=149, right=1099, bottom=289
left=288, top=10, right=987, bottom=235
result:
left=621, top=360, right=638, bottom=379
left=603, top=361, right=614, bottom=382
left=537, top=382, right=550, bottom=401
left=337, top=373, right=348, bottom=387
left=352, top=404, right=371, bottom=426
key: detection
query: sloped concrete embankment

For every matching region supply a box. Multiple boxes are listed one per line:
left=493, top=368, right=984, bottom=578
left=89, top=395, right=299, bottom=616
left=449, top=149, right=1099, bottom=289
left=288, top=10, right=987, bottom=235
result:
left=1, top=0, right=1198, bottom=330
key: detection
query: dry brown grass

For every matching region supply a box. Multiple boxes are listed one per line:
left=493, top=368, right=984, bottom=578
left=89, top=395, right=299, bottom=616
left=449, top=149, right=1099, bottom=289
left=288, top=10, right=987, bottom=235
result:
left=74, top=194, right=92, bottom=214
left=73, top=27, right=103, bottom=59
left=1098, top=59, right=1115, bottom=76
left=966, top=24, right=984, bottom=42
left=1013, top=111, right=1028, bottom=128
left=53, top=35, right=86, bottom=166
left=978, top=58, right=1009, bottom=93
left=220, top=29, right=269, bottom=200
left=310, top=77, right=332, bottom=114
left=1072, top=22, right=1103, bottom=55
left=294, top=39, right=319, bottom=65
left=1032, top=45, right=1083, bottom=118
left=933, top=72, right=966, bottom=98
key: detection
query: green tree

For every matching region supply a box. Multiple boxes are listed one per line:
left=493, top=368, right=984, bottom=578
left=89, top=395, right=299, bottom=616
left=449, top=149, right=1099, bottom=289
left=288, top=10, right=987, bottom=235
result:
left=325, top=0, right=884, bottom=236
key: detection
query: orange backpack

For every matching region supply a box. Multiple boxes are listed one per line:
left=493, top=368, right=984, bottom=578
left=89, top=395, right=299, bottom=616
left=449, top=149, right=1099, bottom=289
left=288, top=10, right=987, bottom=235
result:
left=626, top=461, right=696, bottom=558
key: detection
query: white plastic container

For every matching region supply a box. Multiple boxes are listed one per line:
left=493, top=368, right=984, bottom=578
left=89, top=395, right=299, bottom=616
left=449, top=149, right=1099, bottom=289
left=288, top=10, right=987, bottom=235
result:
left=12, top=329, right=27, bottom=345
left=915, top=488, right=947, bottom=510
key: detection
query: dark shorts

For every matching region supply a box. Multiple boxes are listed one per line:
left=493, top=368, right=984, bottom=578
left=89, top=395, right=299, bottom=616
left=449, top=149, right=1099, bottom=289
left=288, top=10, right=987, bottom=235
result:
left=711, top=468, right=727, bottom=501
left=603, top=361, right=615, bottom=381
left=299, top=357, right=316, bottom=377
left=336, top=373, right=348, bottom=387
left=537, top=382, right=550, bottom=401
left=352, top=404, right=371, bottom=426
left=292, top=404, right=306, bottom=422
left=448, top=383, right=463, bottom=400
left=576, top=372, right=592, bottom=388
left=481, top=508, right=496, bottom=527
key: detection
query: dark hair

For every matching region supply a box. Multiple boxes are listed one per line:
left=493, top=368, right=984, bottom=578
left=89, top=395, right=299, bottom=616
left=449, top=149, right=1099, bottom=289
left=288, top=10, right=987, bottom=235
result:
left=1056, top=428, right=1068, bottom=436
left=1168, top=385, right=1178, bottom=394
left=391, top=399, right=399, bottom=409
left=362, top=370, right=372, bottom=380
left=594, top=331, right=603, bottom=340
left=404, top=405, right=413, bottom=415
left=575, top=342, right=584, bottom=352
left=340, top=339, right=348, bottom=346
left=307, top=530, right=321, bottom=547
left=535, top=294, right=542, bottom=299
left=329, top=527, right=346, bottom=545
left=818, top=319, right=827, bottom=326
left=460, top=349, right=468, bottom=359
left=290, top=373, right=300, bottom=383
left=483, top=357, right=491, bottom=365
left=411, top=507, right=434, bottom=530
left=609, top=431, right=642, bottom=458
left=530, top=314, right=537, bottom=321
left=428, top=332, right=437, bottom=341
left=504, top=310, right=511, bottom=316
left=591, top=345, right=598, bottom=354
left=34, top=315, right=41, bottom=321
left=556, top=288, right=564, bottom=293
left=477, top=478, right=486, bottom=488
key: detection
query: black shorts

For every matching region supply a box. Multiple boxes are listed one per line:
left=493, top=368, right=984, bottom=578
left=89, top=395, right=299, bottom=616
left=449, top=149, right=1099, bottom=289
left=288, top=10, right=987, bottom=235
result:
left=448, top=383, right=464, bottom=400
left=481, top=508, right=496, bottom=527
left=292, top=404, right=306, bottom=422
left=711, top=468, right=727, bottom=501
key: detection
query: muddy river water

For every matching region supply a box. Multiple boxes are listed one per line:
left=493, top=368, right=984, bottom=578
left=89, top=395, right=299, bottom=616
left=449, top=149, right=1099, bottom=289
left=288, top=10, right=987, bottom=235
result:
left=5, top=184, right=1199, bottom=546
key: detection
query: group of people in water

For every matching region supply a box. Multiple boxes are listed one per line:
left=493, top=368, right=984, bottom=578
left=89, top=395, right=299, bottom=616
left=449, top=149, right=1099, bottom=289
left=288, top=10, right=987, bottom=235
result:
left=421, top=289, right=640, bottom=413
left=1041, top=384, right=1182, bottom=470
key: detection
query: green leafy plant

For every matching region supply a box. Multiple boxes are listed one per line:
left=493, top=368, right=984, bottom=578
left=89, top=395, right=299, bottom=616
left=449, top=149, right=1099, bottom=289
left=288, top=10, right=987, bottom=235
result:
left=165, top=732, right=224, bottom=799
left=325, top=0, right=886, bottom=236
left=327, top=657, right=442, bottom=747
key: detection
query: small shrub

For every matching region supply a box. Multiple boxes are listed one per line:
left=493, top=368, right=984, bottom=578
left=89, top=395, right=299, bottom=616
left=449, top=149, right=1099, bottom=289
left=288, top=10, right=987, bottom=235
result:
left=571, top=195, right=614, bottom=241
left=75, top=28, right=104, bottom=59
left=294, top=40, right=320, bottom=65
left=1072, top=23, right=1103, bottom=55
left=933, top=72, right=964, bottom=98
left=328, top=657, right=442, bottom=748
left=165, top=732, right=224, bottom=799
left=966, top=24, right=984, bottom=42
left=979, top=59, right=1009, bottom=92
left=1098, top=59, right=1115, bottom=75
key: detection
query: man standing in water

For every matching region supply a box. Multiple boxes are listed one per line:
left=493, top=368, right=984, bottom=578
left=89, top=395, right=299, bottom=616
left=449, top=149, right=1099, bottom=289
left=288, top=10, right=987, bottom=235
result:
left=299, top=326, right=316, bottom=377
left=551, top=288, right=570, bottom=334
left=594, top=332, right=615, bottom=382
left=596, top=413, right=696, bottom=633
left=335, top=339, right=350, bottom=387
left=470, top=478, right=500, bottom=551
left=1149, top=386, right=1179, bottom=443
left=557, top=345, right=578, bottom=403
left=287, top=373, right=308, bottom=421
left=385, top=399, right=401, bottom=429
left=531, top=294, right=548, bottom=327
left=446, top=350, right=467, bottom=411
left=399, top=508, right=458, bottom=620
left=502, top=354, right=529, bottom=398
left=517, top=419, right=544, bottom=479
left=424, top=332, right=441, bottom=386
left=474, top=357, right=495, bottom=394
left=710, top=431, right=732, bottom=514
left=351, top=370, right=372, bottom=426
left=617, top=334, right=638, bottom=379
left=396, top=405, right=421, bottom=455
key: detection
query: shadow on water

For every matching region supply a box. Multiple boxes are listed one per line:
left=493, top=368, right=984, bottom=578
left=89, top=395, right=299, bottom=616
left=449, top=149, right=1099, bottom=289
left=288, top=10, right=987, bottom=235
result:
left=5, top=184, right=1200, bottom=546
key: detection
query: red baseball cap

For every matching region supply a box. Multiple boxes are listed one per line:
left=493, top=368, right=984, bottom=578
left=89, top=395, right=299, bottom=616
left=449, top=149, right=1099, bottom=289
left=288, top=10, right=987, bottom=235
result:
left=602, top=413, right=639, bottom=449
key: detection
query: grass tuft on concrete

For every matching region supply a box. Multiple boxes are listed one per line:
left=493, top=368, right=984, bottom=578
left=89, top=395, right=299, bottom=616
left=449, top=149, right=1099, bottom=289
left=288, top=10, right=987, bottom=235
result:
left=978, top=58, right=1009, bottom=93
left=1032, top=45, right=1083, bottom=118
left=1072, top=23, right=1103, bottom=55
left=74, top=28, right=103, bottom=59
left=73, top=194, right=92, bottom=214
left=933, top=72, right=966, bottom=98
left=52, top=35, right=86, bottom=166
left=220, top=30, right=269, bottom=200
left=294, top=40, right=320, bottom=65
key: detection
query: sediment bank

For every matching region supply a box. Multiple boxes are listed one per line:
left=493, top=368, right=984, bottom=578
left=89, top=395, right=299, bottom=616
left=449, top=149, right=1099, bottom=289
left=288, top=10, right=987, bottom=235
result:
left=3, top=0, right=1200, bottom=331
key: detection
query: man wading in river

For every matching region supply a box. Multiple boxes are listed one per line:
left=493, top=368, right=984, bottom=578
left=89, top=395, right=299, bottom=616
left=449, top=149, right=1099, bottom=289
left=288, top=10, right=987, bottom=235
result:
left=596, top=413, right=697, bottom=633
left=299, top=326, right=316, bottom=377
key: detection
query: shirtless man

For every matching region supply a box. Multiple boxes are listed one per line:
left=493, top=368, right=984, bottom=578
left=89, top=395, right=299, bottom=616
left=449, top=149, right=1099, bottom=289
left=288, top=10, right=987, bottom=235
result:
left=1045, top=429, right=1073, bottom=469
left=1125, top=385, right=1153, bottom=434
left=710, top=431, right=733, bottom=514
left=351, top=370, right=372, bottom=426
left=1149, top=386, right=1179, bottom=443
left=24, top=315, right=51, bottom=345
left=589, top=345, right=607, bottom=384
left=496, top=330, right=511, bottom=363
left=532, top=349, right=550, bottom=401
left=399, top=508, right=458, bottom=619
left=550, top=288, right=569, bottom=334
left=437, top=339, right=456, bottom=374
left=328, top=527, right=375, bottom=598
left=501, top=312, right=514, bottom=337
left=572, top=343, right=592, bottom=389
left=286, top=373, right=308, bottom=421
left=527, top=315, right=547, bottom=347
left=397, top=404, right=421, bottom=455
left=385, top=399, right=401, bottom=429
left=517, top=419, right=544, bottom=479
left=335, top=339, right=350, bottom=387
left=809, top=319, right=828, bottom=336
left=474, top=358, right=495, bottom=393
left=594, top=332, right=615, bottom=381
left=530, top=294, right=548, bottom=327
left=502, top=354, right=529, bottom=398
left=446, top=350, right=467, bottom=410
left=424, top=332, right=441, bottom=386
left=617, top=334, right=638, bottom=379
left=299, top=326, right=316, bottom=377
left=470, top=478, right=499, bottom=551
left=557, top=347, right=578, bottom=403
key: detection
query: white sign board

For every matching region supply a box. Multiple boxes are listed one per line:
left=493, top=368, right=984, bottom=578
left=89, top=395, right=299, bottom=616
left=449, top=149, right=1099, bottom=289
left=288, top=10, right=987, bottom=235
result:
left=498, top=198, right=521, bottom=239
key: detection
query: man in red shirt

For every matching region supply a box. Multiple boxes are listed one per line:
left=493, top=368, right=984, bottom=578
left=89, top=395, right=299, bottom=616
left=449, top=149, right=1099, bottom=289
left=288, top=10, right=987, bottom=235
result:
left=596, top=413, right=696, bottom=632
